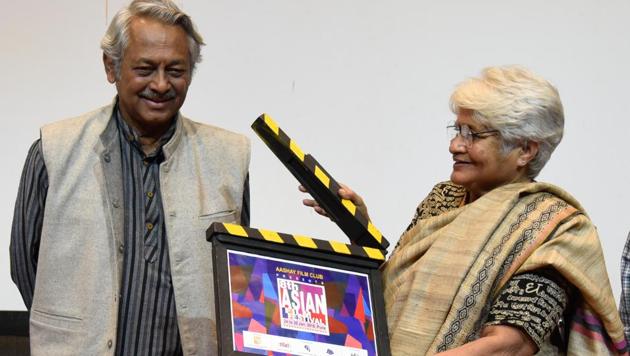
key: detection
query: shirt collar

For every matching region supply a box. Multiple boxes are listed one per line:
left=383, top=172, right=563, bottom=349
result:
left=114, top=104, right=178, bottom=158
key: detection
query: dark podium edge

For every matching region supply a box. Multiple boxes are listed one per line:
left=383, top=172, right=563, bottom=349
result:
left=0, top=310, right=30, bottom=356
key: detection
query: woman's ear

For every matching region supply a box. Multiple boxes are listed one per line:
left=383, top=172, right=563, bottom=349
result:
left=517, top=141, right=539, bottom=167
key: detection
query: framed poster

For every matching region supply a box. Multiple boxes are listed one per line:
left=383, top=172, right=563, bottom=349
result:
left=209, top=229, right=390, bottom=356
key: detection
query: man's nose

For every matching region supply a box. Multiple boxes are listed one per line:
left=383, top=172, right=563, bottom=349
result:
left=150, top=71, right=170, bottom=93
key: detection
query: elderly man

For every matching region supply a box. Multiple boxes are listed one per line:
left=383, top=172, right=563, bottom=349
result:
left=10, top=0, right=249, bottom=354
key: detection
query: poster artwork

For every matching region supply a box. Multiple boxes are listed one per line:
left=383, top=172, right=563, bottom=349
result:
left=277, top=276, right=329, bottom=335
left=227, top=250, right=378, bottom=355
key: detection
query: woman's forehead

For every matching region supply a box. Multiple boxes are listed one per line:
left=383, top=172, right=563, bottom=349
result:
left=455, top=111, right=486, bottom=131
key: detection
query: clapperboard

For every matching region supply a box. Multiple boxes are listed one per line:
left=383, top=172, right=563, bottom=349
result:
left=207, top=114, right=391, bottom=356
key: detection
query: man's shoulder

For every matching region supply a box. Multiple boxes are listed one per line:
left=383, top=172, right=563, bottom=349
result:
left=41, top=103, right=115, bottom=137
left=176, top=116, right=251, bottom=169
left=179, top=116, right=250, bottom=146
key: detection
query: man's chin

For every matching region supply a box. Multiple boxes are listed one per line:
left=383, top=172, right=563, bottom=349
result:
left=143, top=115, right=176, bottom=125
left=131, top=110, right=177, bottom=127
left=139, top=106, right=178, bottom=120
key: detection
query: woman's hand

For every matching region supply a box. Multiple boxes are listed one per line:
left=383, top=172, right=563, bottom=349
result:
left=299, top=184, right=370, bottom=221
left=437, top=325, right=536, bottom=356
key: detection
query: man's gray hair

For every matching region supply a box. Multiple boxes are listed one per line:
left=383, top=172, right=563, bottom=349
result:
left=101, top=0, right=205, bottom=78
left=450, top=66, right=565, bottom=179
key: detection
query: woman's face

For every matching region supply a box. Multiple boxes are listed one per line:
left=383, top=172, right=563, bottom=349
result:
left=449, top=109, right=528, bottom=201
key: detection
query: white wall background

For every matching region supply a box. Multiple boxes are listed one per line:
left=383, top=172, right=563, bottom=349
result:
left=1, top=0, right=629, bottom=310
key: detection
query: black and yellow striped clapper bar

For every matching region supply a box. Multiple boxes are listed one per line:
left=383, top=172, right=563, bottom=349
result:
left=252, top=113, right=389, bottom=250
left=208, top=222, right=386, bottom=262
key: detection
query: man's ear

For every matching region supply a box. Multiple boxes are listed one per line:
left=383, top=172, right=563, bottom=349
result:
left=103, top=54, right=117, bottom=83
left=517, top=140, right=539, bottom=167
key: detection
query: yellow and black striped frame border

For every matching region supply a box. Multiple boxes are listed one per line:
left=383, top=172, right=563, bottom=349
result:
left=210, top=222, right=386, bottom=262
left=255, top=113, right=388, bottom=249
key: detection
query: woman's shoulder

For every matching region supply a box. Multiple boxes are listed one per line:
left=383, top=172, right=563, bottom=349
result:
left=404, top=181, right=467, bottom=232
left=429, top=181, right=467, bottom=200
left=521, top=181, right=586, bottom=215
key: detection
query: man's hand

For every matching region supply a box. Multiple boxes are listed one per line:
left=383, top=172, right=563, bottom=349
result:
left=299, top=184, right=370, bottom=221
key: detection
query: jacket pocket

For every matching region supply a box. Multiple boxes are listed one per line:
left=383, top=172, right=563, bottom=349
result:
left=199, top=209, right=237, bottom=222
left=30, top=308, right=86, bottom=354
left=197, top=210, right=238, bottom=237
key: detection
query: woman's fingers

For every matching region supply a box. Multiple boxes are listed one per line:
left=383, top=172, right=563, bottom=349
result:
left=299, top=183, right=371, bottom=220
left=300, top=186, right=329, bottom=217
left=338, top=184, right=369, bottom=219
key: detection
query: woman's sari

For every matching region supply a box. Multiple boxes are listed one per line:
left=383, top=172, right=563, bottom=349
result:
left=381, top=181, right=627, bottom=355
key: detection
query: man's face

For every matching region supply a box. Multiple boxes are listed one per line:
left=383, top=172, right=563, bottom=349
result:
left=104, top=16, right=192, bottom=135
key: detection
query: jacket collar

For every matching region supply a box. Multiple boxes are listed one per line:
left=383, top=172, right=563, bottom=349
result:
left=96, top=97, right=184, bottom=158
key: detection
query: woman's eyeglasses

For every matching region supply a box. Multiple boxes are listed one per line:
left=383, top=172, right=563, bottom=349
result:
left=447, top=124, right=499, bottom=147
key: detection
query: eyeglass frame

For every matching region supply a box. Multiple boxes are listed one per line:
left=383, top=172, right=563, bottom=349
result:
left=446, top=124, right=500, bottom=147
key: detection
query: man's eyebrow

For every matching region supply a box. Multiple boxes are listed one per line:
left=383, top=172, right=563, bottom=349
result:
left=167, top=60, right=187, bottom=67
left=135, top=58, right=188, bottom=66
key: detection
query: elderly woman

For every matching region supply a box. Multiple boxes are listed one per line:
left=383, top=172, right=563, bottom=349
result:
left=303, top=66, right=626, bottom=355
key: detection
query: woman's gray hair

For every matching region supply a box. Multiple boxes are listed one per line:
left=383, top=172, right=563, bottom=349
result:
left=101, top=0, right=205, bottom=78
left=450, top=66, right=564, bottom=178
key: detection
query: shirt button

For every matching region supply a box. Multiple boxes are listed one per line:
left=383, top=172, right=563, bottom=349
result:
left=107, top=339, right=113, bottom=348
left=146, top=223, right=154, bottom=230
left=112, top=199, right=120, bottom=208
left=118, top=244, right=124, bottom=253
left=103, top=153, right=111, bottom=162
left=147, top=192, right=154, bottom=198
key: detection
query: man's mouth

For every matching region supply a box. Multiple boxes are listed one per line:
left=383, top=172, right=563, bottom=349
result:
left=141, top=95, right=172, bottom=104
left=139, top=88, right=177, bottom=104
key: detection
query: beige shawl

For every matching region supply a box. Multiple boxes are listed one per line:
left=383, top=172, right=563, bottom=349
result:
left=382, top=182, right=626, bottom=355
